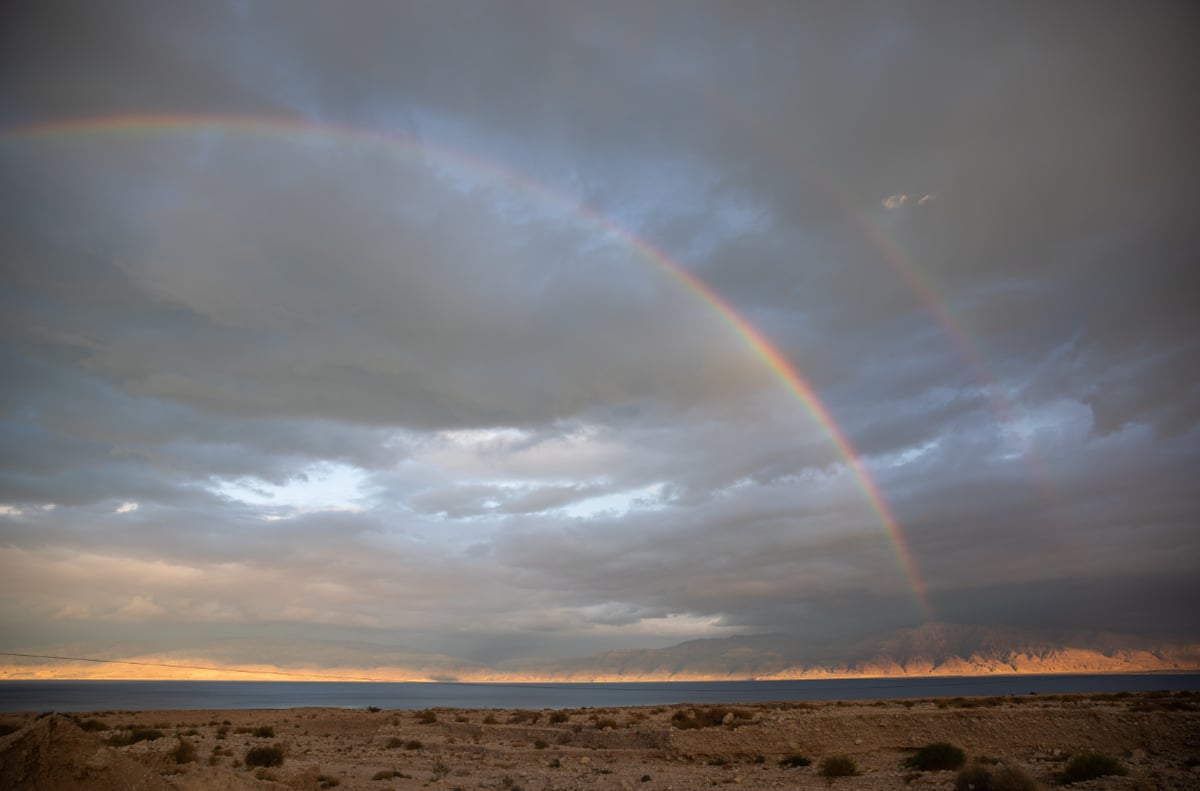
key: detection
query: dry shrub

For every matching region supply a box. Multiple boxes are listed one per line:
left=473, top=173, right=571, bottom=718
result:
left=1058, top=752, right=1126, bottom=784
left=956, top=762, right=1042, bottom=791
left=244, top=744, right=285, bottom=769
left=907, top=742, right=967, bottom=771
left=820, top=755, right=858, bottom=778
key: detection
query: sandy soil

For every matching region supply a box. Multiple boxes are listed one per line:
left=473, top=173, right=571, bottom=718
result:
left=1, top=690, right=1197, bottom=790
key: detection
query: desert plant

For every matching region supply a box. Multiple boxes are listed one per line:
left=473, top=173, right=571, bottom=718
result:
left=820, top=754, right=858, bottom=778
left=318, top=773, right=340, bottom=788
left=385, top=736, right=405, bottom=749
left=956, top=762, right=1042, bottom=791
left=593, top=717, right=618, bottom=730
left=907, top=742, right=967, bottom=771
left=670, top=707, right=752, bottom=730
left=779, top=753, right=813, bottom=768
left=402, top=739, right=423, bottom=750
left=172, top=737, right=198, bottom=764
left=549, top=711, right=569, bottom=724
left=416, top=709, right=438, bottom=724
left=482, top=713, right=498, bottom=725
left=105, top=728, right=164, bottom=746
left=533, top=738, right=549, bottom=749
left=73, top=718, right=109, bottom=732
left=244, top=744, right=285, bottom=768
left=1058, top=752, right=1126, bottom=784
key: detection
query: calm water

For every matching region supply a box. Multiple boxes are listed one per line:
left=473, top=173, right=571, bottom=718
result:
left=2, top=674, right=1198, bottom=712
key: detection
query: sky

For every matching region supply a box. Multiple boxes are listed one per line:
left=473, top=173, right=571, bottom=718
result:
left=1, top=2, right=1198, bottom=666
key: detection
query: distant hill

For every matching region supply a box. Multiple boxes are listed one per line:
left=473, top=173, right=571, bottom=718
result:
left=500, top=623, right=1200, bottom=681
left=3, top=623, right=1198, bottom=681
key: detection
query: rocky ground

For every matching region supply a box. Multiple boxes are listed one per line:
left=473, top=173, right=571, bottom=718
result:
left=1, top=690, right=1197, bottom=790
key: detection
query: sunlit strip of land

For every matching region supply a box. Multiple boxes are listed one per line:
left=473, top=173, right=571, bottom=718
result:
left=2, top=649, right=1197, bottom=683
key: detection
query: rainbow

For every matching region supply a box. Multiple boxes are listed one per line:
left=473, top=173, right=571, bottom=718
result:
left=699, top=85, right=1059, bottom=504
left=1, top=113, right=933, bottom=617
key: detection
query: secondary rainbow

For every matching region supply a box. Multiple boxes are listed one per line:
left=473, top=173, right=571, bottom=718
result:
left=2, top=112, right=933, bottom=617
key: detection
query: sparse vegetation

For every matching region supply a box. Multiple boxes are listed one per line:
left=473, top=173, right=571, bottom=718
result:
left=244, top=744, right=285, bottom=769
left=172, top=737, right=198, bottom=764
left=907, top=742, right=967, bottom=771
left=670, top=706, right=753, bottom=730
left=402, top=739, right=423, bottom=750
left=105, top=727, right=164, bottom=746
left=533, top=738, right=549, bottom=749
left=235, top=725, right=275, bottom=737
left=1058, top=752, right=1126, bottom=784
left=416, top=709, right=438, bottom=724
left=779, top=753, right=813, bottom=768
left=508, top=710, right=539, bottom=724
left=73, top=717, right=109, bottom=732
left=372, top=769, right=411, bottom=781
left=956, top=762, right=1042, bottom=791
left=549, top=711, right=569, bottom=724
left=385, top=737, right=405, bottom=749
left=820, top=754, right=859, bottom=778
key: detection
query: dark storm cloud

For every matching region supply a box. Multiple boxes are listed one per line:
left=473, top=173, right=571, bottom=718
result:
left=2, top=2, right=1198, bottom=661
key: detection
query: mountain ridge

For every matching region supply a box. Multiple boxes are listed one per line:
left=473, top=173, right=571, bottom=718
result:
left=3, top=623, right=1198, bottom=682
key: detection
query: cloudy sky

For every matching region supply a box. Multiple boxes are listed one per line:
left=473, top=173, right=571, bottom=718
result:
left=2, top=2, right=1197, bottom=665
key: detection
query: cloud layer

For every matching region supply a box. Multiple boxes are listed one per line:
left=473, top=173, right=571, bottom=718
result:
left=2, top=2, right=1198, bottom=662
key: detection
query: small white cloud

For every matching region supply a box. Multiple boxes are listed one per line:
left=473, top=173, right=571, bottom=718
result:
left=882, top=193, right=910, bottom=209
left=0, top=505, right=23, bottom=517
left=917, top=192, right=937, bottom=205
left=115, top=501, right=139, bottom=514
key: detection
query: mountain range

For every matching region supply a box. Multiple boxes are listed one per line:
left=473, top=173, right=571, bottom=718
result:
left=3, top=623, right=1198, bottom=681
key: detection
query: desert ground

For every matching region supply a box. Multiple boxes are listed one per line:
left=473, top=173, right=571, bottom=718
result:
left=1, top=690, right=1197, bottom=790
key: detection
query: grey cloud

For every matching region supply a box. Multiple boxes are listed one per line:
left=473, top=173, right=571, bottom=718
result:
left=2, top=2, right=1198, bottom=663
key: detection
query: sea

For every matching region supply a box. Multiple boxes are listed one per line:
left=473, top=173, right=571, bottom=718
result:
left=2, top=674, right=1198, bottom=713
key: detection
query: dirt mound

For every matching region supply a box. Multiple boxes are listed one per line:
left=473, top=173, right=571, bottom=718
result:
left=0, top=714, right=172, bottom=790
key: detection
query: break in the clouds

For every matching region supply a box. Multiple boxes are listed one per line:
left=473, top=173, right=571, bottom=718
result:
left=1, top=2, right=1198, bottom=663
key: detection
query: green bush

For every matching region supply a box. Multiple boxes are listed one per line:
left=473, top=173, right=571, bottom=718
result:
left=907, top=742, right=967, bottom=771
left=244, top=744, right=285, bottom=768
left=779, top=753, right=812, bottom=768
left=820, top=755, right=858, bottom=778
left=1058, top=752, right=1126, bottom=784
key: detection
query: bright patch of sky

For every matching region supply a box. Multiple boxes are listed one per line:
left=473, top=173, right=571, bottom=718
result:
left=209, top=462, right=371, bottom=518
left=558, top=483, right=667, bottom=519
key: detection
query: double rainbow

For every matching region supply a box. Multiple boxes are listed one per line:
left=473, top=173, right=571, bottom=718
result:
left=2, top=113, right=932, bottom=617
